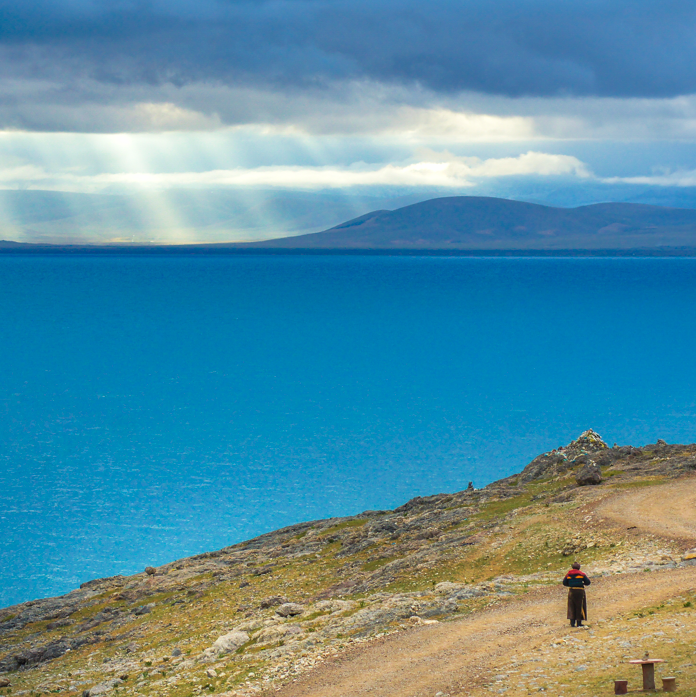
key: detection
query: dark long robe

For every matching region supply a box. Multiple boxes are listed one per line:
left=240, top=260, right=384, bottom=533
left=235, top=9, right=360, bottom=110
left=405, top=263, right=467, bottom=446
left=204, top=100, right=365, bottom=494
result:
left=567, top=587, right=588, bottom=621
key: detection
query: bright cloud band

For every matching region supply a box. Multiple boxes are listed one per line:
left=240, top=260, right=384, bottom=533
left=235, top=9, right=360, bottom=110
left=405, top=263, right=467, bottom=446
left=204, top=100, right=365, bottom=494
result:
left=0, top=151, right=590, bottom=193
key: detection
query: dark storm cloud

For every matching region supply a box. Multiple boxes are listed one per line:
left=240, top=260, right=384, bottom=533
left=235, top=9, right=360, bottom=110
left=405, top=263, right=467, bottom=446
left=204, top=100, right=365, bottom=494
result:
left=0, top=0, right=694, bottom=99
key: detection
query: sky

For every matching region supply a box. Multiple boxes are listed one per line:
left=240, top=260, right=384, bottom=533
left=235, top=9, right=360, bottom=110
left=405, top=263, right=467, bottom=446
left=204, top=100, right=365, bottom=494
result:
left=2, top=0, right=696, bottom=239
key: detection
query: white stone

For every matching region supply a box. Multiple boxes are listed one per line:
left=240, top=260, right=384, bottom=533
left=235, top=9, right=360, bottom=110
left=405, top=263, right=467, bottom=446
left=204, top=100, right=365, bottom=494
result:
left=276, top=603, right=305, bottom=617
left=207, top=631, right=250, bottom=656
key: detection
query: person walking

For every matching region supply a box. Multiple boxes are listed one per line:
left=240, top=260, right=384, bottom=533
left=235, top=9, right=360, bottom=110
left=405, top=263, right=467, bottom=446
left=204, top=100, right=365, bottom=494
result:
left=563, top=561, right=591, bottom=627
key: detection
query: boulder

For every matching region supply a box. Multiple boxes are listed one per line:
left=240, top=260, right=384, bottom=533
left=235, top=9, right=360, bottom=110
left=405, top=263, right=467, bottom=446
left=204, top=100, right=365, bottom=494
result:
left=207, top=631, right=249, bottom=656
left=144, top=567, right=157, bottom=576
left=260, top=595, right=288, bottom=609
left=576, top=463, right=603, bottom=486
left=132, top=603, right=155, bottom=616
left=0, top=678, right=10, bottom=688
left=275, top=603, right=305, bottom=617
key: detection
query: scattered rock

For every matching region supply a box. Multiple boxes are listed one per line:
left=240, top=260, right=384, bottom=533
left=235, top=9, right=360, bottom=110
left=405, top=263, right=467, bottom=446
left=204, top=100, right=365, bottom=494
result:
left=275, top=603, right=305, bottom=617
left=82, top=678, right=121, bottom=696
left=316, top=580, right=360, bottom=599
left=171, top=647, right=182, bottom=657
left=252, top=565, right=274, bottom=576
left=434, top=582, right=464, bottom=595
left=79, top=575, right=126, bottom=590
left=313, top=599, right=355, bottom=614
left=46, top=618, right=74, bottom=630
left=255, top=624, right=304, bottom=644
left=576, top=462, right=603, bottom=486
left=206, top=668, right=218, bottom=678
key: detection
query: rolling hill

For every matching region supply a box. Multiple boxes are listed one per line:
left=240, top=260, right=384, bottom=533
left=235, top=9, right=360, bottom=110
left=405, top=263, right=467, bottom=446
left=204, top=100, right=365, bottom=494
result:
left=241, top=196, right=696, bottom=250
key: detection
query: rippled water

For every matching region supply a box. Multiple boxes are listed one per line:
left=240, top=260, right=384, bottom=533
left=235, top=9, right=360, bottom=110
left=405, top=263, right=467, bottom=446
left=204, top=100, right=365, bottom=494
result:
left=1, top=254, right=696, bottom=606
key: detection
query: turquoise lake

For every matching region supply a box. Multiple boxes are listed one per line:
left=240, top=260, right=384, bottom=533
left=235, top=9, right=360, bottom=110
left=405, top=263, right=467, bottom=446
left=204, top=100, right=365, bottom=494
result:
left=1, top=254, right=696, bottom=607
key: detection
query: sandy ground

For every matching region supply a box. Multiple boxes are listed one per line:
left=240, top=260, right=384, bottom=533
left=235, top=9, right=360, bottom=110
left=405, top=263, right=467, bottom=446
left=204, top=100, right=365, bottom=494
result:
left=266, top=478, right=696, bottom=697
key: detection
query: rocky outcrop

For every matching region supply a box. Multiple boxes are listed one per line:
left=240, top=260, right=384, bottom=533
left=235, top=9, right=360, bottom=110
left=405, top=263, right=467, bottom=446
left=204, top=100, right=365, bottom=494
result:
left=0, top=634, right=101, bottom=673
left=519, top=451, right=569, bottom=484
left=564, top=429, right=608, bottom=458
left=518, top=429, right=608, bottom=483
left=575, top=462, right=603, bottom=486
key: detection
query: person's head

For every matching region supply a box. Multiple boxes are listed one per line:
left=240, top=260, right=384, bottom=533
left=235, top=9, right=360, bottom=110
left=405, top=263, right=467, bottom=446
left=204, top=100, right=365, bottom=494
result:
left=572, top=562, right=581, bottom=570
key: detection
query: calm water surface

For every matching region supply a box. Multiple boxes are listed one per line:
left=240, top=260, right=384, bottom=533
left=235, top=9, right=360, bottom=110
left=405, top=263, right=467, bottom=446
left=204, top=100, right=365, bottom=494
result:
left=1, top=255, right=696, bottom=606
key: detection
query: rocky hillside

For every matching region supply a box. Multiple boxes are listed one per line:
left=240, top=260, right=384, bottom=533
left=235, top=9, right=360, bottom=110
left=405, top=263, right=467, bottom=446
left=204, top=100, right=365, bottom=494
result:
left=1, top=430, right=696, bottom=697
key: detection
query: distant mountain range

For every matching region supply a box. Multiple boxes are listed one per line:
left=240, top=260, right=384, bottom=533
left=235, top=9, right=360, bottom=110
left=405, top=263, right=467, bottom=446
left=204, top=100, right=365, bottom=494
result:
left=239, top=196, right=696, bottom=250
left=4, top=194, right=696, bottom=253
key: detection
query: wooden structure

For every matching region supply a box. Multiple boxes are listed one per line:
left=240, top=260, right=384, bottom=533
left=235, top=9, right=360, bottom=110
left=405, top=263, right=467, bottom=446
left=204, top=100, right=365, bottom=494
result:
left=662, top=676, right=677, bottom=692
left=613, top=679, right=628, bottom=694
left=628, top=658, right=665, bottom=691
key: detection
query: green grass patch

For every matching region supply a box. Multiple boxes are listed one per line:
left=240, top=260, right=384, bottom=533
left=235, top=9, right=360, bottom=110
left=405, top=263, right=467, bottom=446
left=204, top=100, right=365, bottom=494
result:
left=362, top=556, right=397, bottom=572
left=612, top=477, right=667, bottom=489
left=322, top=519, right=368, bottom=535
left=472, top=494, right=533, bottom=521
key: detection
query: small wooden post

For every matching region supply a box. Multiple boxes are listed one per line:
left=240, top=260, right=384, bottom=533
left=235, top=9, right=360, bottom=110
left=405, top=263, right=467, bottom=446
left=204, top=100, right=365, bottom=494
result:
left=662, top=676, right=677, bottom=692
left=641, top=662, right=656, bottom=691
left=613, top=679, right=628, bottom=694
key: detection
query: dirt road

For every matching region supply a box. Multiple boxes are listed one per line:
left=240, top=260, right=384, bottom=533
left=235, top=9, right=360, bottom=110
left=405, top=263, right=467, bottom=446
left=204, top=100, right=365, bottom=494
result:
left=268, top=569, right=694, bottom=697
left=267, top=480, right=696, bottom=697
left=595, top=476, right=696, bottom=542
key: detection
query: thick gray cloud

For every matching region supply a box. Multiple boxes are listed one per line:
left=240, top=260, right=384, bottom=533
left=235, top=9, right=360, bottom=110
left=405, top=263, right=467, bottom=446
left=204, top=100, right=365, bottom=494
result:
left=0, top=0, right=695, bottom=99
